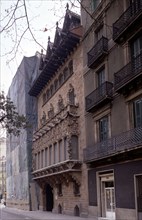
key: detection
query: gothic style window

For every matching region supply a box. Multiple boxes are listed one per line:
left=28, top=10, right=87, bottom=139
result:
left=63, top=67, right=68, bottom=80
left=50, top=85, right=54, bottom=96
left=42, top=93, right=46, bottom=104
left=54, top=79, right=58, bottom=91
left=68, top=60, right=73, bottom=75
left=59, top=139, right=63, bottom=162
left=59, top=73, right=63, bottom=85
left=46, top=89, right=50, bottom=100
left=71, top=135, right=79, bottom=160
left=49, top=145, right=52, bottom=165
left=64, top=137, right=67, bottom=160
left=54, top=142, right=58, bottom=164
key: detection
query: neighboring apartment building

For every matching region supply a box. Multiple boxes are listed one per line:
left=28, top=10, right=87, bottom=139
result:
left=29, top=8, right=87, bottom=217
left=81, top=0, right=142, bottom=220
left=0, top=137, right=6, bottom=201
left=6, top=55, right=39, bottom=210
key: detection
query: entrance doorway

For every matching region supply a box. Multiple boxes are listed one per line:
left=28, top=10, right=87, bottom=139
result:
left=105, top=184, right=115, bottom=219
left=135, top=175, right=142, bottom=220
left=99, top=173, right=116, bottom=220
left=46, top=184, right=53, bottom=211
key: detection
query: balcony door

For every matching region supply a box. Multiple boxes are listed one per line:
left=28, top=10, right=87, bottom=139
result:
left=133, top=98, right=142, bottom=128
left=131, top=35, right=142, bottom=71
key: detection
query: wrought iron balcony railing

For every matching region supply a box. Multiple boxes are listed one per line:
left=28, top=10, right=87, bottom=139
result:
left=114, top=52, right=142, bottom=92
left=83, top=127, right=142, bottom=163
left=113, top=0, right=142, bottom=42
left=85, top=81, right=113, bottom=112
left=87, top=36, right=108, bottom=68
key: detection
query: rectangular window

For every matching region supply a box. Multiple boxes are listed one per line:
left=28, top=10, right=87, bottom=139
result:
left=54, top=142, right=58, bottom=164
left=99, top=116, right=108, bottom=141
left=59, top=139, right=63, bottom=162
left=45, top=148, right=48, bottom=167
left=98, top=68, right=105, bottom=87
left=38, top=152, right=40, bottom=169
left=64, top=137, right=67, bottom=160
left=131, top=35, right=142, bottom=70
left=49, top=145, right=52, bottom=165
left=41, top=150, right=44, bottom=168
left=133, top=98, right=142, bottom=128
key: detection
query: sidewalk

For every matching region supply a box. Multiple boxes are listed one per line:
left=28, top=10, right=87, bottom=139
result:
left=1, top=205, right=96, bottom=220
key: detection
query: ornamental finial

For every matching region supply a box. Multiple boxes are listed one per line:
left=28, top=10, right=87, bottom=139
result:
left=66, top=3, right=69, bottom=10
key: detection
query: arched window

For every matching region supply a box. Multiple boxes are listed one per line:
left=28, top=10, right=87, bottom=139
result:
left=54, top=79, right=58, bottom=91
left=46, top=89, right=50, bottom=100
left=74, top=205, right=80, bottom=216
left=68, top=60, right=73, bottom=75
left=63, top=67, right=68, bottom=80
left=42, top=93, right=46, bottom=104
left=71, top=135, right=79, bottom=160
left=50, top=85, right=54, bottom=96
left=59, top=73, right=63, bottom=85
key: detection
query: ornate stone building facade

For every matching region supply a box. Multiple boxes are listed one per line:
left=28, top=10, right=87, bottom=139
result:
left=29, top=8, right=88, bottom=217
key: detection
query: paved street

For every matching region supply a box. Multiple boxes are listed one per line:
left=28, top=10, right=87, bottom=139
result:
left=0, top=205, right=96, bottom=220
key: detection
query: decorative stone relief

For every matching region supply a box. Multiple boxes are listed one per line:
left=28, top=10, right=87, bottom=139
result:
left=40, top=111, right=46, bottom=126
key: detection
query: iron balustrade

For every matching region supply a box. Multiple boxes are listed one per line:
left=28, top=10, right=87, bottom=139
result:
left=83, top=127, right=142, bottom=162
left=87, top=36, right=108, bottom=68
left=113, top=0, right=142, bottom=41
left=114, top=52, right=142, bottom=91
left=85, top=81, right=113, bottom=112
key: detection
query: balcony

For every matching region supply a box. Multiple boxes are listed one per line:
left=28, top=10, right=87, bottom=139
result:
left=114, top=53, right=142, bottom=93
left=87, top=36, right=108, bottom=68
left=113, top=0, right=142, bottom=43
left=83, top=127, right=142, bottom=163
left=85, top=81, right=113, bottom=112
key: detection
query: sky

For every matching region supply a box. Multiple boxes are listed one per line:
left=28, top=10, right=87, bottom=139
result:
left=0, top=0, right=80, bottom=93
